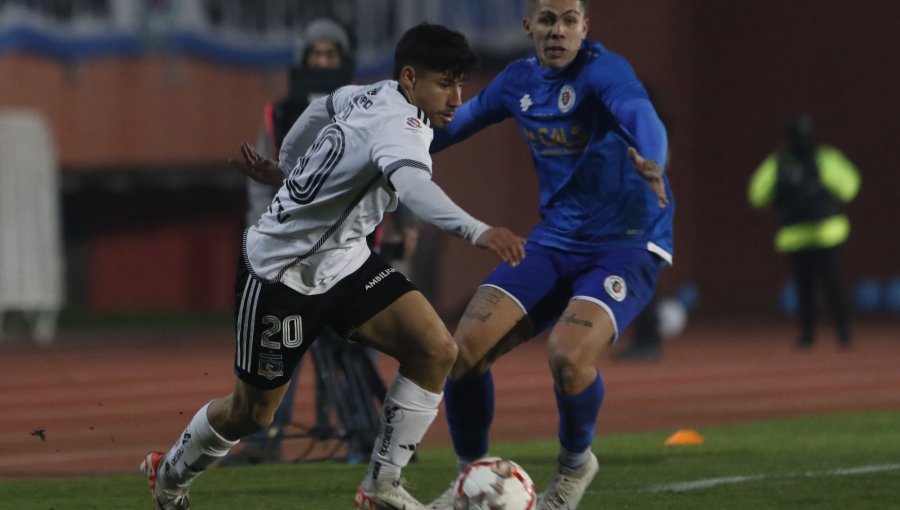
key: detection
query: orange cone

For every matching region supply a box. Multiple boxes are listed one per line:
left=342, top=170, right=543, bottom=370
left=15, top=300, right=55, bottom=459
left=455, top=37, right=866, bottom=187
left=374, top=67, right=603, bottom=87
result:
left=664, top=429, right=704, bottom=446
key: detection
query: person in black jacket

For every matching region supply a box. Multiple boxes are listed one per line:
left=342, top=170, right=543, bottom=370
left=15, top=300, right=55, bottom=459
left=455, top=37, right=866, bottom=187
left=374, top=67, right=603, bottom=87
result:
left=749, top=114, right=861, bottom=349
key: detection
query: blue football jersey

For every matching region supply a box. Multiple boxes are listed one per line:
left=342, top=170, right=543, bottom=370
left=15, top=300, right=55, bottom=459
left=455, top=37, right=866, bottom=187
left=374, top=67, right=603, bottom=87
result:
left=433, top=39, right=674, bottom=263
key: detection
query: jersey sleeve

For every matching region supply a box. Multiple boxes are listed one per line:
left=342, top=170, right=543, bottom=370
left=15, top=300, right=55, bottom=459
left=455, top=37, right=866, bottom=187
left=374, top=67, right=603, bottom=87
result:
left=370, top=110, right=491, bottom=243
left=589, top=53, right=668, bottom=168
left=431, top=70, right=511, bottom=153
left=370, top=112, right=433, bottom=195
left=370, top=110, right=434, bottom=181
left=391, top=166, right=490, bottom=244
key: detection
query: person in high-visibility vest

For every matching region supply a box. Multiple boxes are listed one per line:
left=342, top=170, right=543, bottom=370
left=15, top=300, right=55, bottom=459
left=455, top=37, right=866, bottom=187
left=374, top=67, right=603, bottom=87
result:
left=748, top=114, right=860, bottom=348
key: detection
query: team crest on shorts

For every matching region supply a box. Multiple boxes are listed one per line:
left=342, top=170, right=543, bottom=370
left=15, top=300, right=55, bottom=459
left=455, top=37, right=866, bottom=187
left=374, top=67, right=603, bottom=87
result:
left=258, top=358, right=284, bottom=380
left=604, top=275, right=627, bottom=302
left=558, top=85, right=576, bottom=113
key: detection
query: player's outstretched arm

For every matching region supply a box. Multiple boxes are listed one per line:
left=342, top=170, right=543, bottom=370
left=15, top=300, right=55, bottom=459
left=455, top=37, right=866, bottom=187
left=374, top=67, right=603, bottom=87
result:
left=474, top=227, right=525, bottom=267
left=628, top=147, right=668, bottom=208
left=229, top=142, right=284, bottom=186
left=391, top=166, right=525, bottom=265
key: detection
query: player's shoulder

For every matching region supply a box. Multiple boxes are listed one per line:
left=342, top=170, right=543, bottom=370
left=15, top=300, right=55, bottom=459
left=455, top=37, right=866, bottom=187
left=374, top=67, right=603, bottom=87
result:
left=506, top=53, right=539, bottom=71
left=352, top=81, right=433, bottom=145
left=582, top=39, right=633, bottom=69
left=328, top=80, right=384, bottom=105
left=579, top=39, right=638, bottom=85
left=366, top=81, right=431, bottom=129
left=339, top=80, right=410, bottom=115
left=501, top=54, right=540, bottom=82
left=340, top=79, right=397, bottom=101
left=486, top=55, right=541, bottom=98
left=372, top=80, right=417, bottom=112
left=331, top=81, right=414, bottom=125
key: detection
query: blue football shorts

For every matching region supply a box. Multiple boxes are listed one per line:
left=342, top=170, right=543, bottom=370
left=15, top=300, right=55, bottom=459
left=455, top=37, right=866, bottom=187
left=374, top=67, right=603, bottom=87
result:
left=481, top=242, right=665, bottom=341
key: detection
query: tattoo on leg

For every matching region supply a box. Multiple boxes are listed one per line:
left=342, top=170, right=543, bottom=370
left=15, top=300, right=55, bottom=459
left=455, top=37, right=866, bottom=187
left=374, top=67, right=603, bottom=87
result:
left=561, top=313, right=593, bottom=328
left=483, top=288, right=504, bottom=304
left=462, top=288, right=505, bottom=322
left=463, top=310, right=491, bottom=322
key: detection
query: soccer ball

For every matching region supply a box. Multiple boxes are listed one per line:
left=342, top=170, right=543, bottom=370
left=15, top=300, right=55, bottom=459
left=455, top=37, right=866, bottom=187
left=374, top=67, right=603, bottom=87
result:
left=453, top=457, right=536, bottom=510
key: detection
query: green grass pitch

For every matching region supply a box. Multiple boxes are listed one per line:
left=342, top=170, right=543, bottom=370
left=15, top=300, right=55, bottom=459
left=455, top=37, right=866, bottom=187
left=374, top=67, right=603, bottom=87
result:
left=2, top=410, right=898, bottom=509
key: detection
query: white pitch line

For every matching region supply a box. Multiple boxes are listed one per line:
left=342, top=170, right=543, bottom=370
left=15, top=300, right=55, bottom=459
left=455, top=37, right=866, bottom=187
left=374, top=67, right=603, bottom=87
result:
left=650, top=463, right=900, bottom=492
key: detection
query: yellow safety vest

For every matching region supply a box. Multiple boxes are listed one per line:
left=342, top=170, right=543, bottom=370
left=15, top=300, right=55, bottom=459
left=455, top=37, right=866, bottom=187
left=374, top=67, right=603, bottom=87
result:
left=748, top=146, right=860, bottom=252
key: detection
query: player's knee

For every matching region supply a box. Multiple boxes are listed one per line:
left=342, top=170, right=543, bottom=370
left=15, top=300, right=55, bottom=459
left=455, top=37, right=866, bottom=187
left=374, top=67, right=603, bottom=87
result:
left=450, top=341, right=481, bottom=379
left=425, top=327, right=458, bottom=370
left=548, top=350, right=585, bottom=392
left=401, top=323, right=456, bottom=370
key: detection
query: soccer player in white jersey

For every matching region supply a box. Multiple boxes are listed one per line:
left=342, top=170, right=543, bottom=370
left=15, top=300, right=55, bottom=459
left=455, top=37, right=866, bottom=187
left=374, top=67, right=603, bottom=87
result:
left=140, top=23, right=526, bottom=510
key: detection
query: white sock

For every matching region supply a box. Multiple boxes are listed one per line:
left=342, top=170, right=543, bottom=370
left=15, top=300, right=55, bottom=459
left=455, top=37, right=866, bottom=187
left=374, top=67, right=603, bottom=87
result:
left=558, top=446, right=592, bottom=470
left=366, top=375, right=442, bottom=484
left=164, top=402, right=239, bottom=488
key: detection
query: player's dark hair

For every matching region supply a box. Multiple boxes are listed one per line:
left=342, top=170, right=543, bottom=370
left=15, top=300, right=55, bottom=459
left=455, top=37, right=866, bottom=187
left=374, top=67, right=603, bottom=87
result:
left=392, top=23, right=478, bottom=81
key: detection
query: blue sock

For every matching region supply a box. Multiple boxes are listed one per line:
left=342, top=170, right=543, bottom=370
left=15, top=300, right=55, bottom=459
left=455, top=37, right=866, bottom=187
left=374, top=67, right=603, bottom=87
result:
left=445, top=371, right=494, bottom=461
left=555, top=370, right=604, bottom=460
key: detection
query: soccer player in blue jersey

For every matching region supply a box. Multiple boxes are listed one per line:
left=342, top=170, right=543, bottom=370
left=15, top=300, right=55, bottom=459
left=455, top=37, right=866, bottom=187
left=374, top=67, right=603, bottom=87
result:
left=429, top=1, right=673, bottom=509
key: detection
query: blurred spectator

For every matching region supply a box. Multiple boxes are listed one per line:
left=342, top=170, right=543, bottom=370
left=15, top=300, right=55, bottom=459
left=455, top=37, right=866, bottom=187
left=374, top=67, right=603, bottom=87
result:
left=748, top=114, right=860, bottom=349
left=222, top=17, right=357, bottom=466
left=244, top=17, right=353, bottom=226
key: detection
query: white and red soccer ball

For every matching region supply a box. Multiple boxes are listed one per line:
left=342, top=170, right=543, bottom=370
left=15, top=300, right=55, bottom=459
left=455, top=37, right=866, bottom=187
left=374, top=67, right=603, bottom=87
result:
left=452, top=457, right=536, bottom=510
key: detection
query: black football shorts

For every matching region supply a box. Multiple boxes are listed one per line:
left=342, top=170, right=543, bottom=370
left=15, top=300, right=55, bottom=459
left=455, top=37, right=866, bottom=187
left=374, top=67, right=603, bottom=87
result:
left=234, top=252, right=416, bottom=389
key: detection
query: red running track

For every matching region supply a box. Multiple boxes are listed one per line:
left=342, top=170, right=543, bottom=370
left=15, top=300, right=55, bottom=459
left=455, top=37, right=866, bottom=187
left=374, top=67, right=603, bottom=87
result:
left=1, top=319, right=899, bottom=478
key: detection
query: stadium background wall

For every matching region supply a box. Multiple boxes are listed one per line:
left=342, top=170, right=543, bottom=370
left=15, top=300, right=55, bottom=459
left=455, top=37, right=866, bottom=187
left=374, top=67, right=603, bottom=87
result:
left=0, top=0, right=896, bottom=318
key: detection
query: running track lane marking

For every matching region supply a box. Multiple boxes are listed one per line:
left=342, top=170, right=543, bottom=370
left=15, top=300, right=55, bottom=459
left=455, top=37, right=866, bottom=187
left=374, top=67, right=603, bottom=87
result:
left=649, top=463, right=900, bottom=492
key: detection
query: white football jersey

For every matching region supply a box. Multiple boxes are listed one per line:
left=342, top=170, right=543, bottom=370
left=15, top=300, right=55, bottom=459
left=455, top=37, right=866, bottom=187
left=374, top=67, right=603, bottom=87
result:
left=244, top=80, right=434, bottom=295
